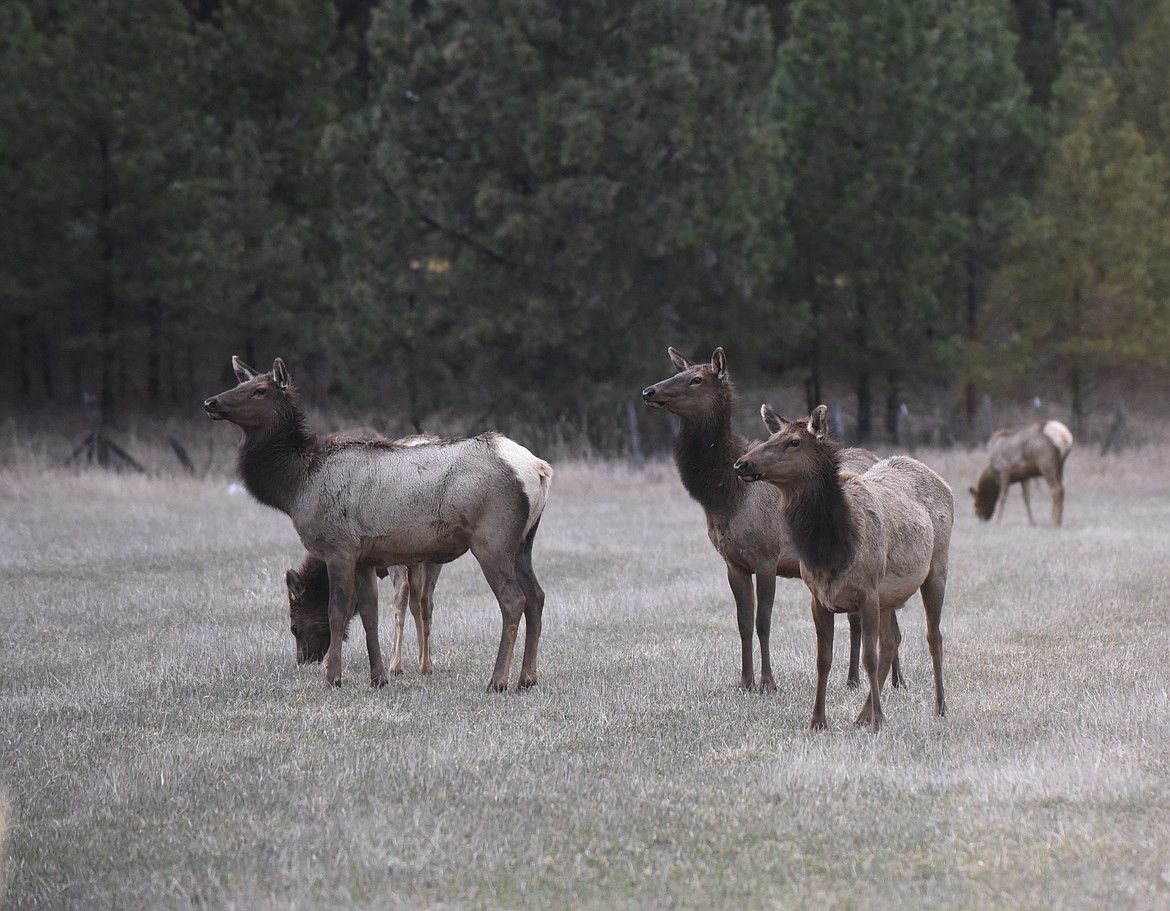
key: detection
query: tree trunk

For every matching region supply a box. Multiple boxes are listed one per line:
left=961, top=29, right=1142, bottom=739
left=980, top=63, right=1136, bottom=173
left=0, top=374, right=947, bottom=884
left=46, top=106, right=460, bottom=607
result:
left=147, top=298, right=161, bottom=405
left=856, top=369, right=873, bottom=441
left=16, top=313, right=31, bottom=397
left=98, top=132, right=117, bottom=428
left=1069, top=363, right=1085, bottom=439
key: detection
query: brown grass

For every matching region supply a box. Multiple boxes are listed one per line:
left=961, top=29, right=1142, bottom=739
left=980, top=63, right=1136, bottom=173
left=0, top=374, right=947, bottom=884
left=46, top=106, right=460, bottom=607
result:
left=0, top=442, right=1168, bottom=909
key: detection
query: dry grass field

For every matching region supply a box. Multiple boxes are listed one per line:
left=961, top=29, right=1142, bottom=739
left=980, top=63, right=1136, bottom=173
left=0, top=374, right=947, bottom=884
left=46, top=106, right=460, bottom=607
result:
left=1, top=438, right=1169, bottom=910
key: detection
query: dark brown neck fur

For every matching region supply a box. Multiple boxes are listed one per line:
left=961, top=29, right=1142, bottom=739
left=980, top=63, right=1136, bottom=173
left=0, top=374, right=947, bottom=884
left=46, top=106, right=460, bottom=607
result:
left=780, top=442, right=857, bottom=574
left=672, top=383, right=747, bottom=515
left=237, top=392, right=319, bottom=514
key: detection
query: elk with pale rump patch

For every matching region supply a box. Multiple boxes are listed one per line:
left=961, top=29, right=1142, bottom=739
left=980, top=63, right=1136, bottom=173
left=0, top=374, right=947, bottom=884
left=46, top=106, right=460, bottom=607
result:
left=970, top=420, right=1072, bottom=526
left=642, top=347, right=903, bottom=693
left=734, top=405, right=953, bottom=732
left=204, top=357, right=552, bottom=690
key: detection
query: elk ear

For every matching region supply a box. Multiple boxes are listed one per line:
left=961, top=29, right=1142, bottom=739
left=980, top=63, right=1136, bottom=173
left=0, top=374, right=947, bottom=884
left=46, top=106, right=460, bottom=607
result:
left=711, top=347, right=727, bottom=381
left=667, top=347, right=689, bottom=373
left=760, top=404, right=788, bottom=436
left=271, top=358, right=291, bottom=390
left=809, top=405, right=830, bottom=440
left=286, top=569, right=305, bottom=599
left=233, top=356, right=259, bottom=384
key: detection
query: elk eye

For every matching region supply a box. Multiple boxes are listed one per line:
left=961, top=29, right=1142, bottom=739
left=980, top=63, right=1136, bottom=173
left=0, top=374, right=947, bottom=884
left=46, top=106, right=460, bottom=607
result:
left=253, top=387, right=267, bottom=397
left=787, top=438, right=800, bottom=448
left=688, top=376, right=702, bottom=386
left=291, top=625, right=299, bottom=636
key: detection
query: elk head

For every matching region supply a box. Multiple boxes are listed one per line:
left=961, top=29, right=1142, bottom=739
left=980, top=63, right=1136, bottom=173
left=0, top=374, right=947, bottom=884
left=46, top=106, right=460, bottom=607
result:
left=641, top=347, right=731, bottom=420
left=285, top=564, right=338, bottom=665
left=734, top=404, right=831, bottom=486
left=203, top=356, right=294, bottom=428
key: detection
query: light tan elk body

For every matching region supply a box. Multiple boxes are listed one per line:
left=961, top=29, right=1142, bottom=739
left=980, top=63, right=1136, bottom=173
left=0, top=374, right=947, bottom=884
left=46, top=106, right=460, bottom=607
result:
left=285, top=431, right=444, bottom=675
left=642, top=348, right=902, bottom=692
left=734, top=405, right=953, bottom=732
left=204, top=357, right=552, bottom=690
left=971, top=420, right=1072, bottom=526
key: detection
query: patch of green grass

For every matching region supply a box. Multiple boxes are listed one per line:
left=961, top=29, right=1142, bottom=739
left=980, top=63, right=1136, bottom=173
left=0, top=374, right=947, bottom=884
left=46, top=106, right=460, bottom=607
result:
left=2, top=451, right=1170, bottom=909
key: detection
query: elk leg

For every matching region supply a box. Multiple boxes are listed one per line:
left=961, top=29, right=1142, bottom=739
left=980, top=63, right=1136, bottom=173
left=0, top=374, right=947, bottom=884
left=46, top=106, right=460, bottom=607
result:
left=726, top=565, right=757, bottom=691
left=411, top=564, right=436, bottom=675
left=388, top=568, right=409, bottom=675
left=515, top=532, right=545, bottom=689
left=754, top=570, right=778, bottom=693
left=476, top=552, right=528, bottom=692
left=324, top=559, right=357, bottom=687
left=1020, top=479, right=1036, bottom=525
left=354, top=563, right=388, bottom=687
left=920, top=570, right=947, bottom=718
left=846, top=614, right=861, bottom=689
left=889, top=610, right=905, bottom=688
left=994, top=472, right=1012, bottom=523
left=1043, top=465, right=1064, bottom=526
left=809, top=597, right=834, bottom=730
left=853, top=594, right=885, bottom=732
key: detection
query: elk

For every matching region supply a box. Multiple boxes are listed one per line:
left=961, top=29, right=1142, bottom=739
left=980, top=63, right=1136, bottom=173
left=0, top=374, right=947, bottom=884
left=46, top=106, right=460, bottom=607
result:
left=642, top=347, right=902, bottom=693
left=286, top=556, right=442, bottom=674
left=970, top=420, right=1072, bottom=526
left=284, top=430, right=444, bottom=675
left=734, top=405, right=953, bottom=732
left=204, top=357, right=552, bottom=690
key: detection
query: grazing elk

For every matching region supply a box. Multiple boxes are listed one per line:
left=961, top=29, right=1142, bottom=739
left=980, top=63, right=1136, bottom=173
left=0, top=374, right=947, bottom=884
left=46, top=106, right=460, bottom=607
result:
left=734, top=405, right=953, bottom=732
left=642, top=347, right=902, bottom=692
left=285, top=430, right=444, bottom=674
left=204, top=356, right=552, bottom=691
left=971, top=420, right=1072, bottom=526
left=286, top=556, right=442, bottom=674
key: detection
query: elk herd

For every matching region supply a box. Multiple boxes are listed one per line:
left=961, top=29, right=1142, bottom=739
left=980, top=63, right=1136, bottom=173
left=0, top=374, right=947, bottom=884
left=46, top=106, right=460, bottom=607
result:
left=205, top=350, right=1073, bottom=733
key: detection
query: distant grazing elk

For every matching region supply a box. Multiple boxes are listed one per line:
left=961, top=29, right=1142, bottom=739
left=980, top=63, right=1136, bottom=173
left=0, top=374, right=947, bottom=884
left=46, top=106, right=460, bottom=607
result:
left=286, top=556, right=442, bottom=674
left=734, top=405, right=953, bottom=732
left=970, top=420, right=1073, bottom=526
left=204, top=357, right=552, bottom=690
left=642, top=347, right=903, bottom=693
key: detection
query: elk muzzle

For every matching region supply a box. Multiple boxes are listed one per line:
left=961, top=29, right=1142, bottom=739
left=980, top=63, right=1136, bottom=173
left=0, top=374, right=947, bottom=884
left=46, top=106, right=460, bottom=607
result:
left=733, top=458, right=763, bottom=482
left=203, top=397, right=226, bottom=420
left=641, top=386, right=665, bottom=408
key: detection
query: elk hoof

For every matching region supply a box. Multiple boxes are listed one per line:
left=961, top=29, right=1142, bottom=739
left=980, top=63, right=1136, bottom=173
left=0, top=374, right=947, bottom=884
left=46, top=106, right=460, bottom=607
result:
left=389, top=666, right=405, bottom=676
left=325, top=677, right=342, bottom=688
left=518, top=675, right=538, bottom=689
left=846, top=675, right=861, bottom=690
left=757, top=676, right=777, bottom=695
left=371, top=675, right=389, bottom=688
left=485, top=679, right=509, bottom=693
left=809, top=717, right=827, bottom=731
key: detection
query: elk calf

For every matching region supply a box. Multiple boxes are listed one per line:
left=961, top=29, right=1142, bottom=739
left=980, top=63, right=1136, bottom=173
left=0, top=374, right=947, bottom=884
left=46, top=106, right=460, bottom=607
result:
left=735, top=405, right=953, bottom=732
left=286, top=557, right=442, bottom=674
left=205, top=357, right=552, bottom=691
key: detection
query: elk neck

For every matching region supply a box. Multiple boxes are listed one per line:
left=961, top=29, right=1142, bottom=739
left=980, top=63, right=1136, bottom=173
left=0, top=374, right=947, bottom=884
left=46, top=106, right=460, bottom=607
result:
left=237, top=400, right=320, bottom=514
left=780, top=447, right=857, bottom=574
left=673, top=406, right=747, bottom=515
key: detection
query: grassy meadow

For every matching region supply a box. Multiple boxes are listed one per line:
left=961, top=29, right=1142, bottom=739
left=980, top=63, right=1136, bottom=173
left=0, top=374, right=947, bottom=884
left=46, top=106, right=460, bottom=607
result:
left=1, top=436, right=1169, bottom=910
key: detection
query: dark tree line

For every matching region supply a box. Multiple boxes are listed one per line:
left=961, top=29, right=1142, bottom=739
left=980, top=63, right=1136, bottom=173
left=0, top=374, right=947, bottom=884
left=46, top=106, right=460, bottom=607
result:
left=2, top=0, right=1167, bottom=446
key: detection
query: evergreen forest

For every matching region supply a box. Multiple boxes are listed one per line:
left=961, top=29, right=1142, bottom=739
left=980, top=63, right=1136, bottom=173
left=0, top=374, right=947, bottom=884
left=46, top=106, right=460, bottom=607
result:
left=3, top=0, right=1170, bottom=448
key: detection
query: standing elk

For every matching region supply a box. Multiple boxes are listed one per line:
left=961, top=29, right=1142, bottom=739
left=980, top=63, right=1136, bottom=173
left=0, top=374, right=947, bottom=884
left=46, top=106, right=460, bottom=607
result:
left=642, top=347, right=903, bottom=693
left=734, top=405, right=953, bottom=732
left=970, top=420, right=1073, bottom=526
left=204, top=356, right=552, bottom=691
